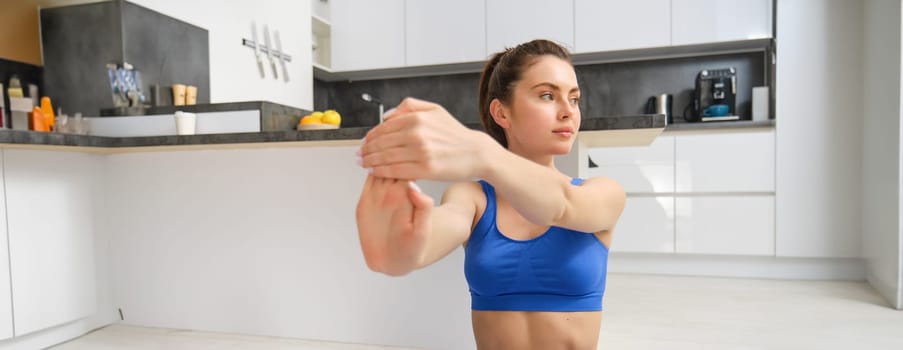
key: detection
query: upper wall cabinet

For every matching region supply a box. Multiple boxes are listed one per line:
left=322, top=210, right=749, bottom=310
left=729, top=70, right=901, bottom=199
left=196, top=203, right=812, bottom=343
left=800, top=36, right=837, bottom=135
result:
left=671, top=0, right=773, bottom=46
left=324, top=0, right=774, bottom=74
left=330, top=0, right=405, bottom=71
left=405, top=0, right=486, bottom=66
left=575, top=0, right=671, bottom=53
left=486, top=0, right=575, bottom=54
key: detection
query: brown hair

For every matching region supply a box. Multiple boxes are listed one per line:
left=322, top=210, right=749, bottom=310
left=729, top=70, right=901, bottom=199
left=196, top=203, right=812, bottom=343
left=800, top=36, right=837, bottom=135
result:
left=478, top=39, right=572, bottom=148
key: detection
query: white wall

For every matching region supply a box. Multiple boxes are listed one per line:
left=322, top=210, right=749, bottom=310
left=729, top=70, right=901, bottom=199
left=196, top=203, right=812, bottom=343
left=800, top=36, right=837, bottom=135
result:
left=105, top=147, right=474, bottom=350
left=775, top=0, right=863, bottom=258
left=862, top=0, right=902, bottom=310
left=127, top=0, right=313, bottom=110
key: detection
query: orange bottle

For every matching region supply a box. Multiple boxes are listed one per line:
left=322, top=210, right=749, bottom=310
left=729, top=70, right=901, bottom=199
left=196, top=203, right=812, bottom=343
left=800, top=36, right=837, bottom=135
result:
left=40, top=96, right=55, bottom=130
left=29, top=106, right=48, bottom=132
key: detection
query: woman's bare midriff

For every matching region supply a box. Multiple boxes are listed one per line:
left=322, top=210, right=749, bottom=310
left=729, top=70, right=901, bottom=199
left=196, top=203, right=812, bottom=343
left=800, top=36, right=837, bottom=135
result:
left=471, top=310, right=602, bottom=350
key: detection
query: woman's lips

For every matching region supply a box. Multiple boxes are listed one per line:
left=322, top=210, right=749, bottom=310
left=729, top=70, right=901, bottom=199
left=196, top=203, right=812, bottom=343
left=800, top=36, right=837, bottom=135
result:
left=553, top=127, right=574, bottom=137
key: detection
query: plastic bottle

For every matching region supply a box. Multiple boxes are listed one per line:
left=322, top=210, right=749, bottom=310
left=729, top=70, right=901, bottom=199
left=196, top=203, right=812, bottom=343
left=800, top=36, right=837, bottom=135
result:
left=40, top=96, right=55, bottom=131
left=29, top=107, right=47, bottom=131
left=0, top=83, right=5, bottom=128
left=6, top=76, right=23, bottom=98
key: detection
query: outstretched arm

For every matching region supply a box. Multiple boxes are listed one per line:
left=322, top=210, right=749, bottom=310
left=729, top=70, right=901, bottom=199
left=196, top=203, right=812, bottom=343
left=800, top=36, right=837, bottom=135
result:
left=481, top=148, right=626, bottom=233
left=359, top=97, right=625, bottom=233
left=355, top=176, right=477, bottom=276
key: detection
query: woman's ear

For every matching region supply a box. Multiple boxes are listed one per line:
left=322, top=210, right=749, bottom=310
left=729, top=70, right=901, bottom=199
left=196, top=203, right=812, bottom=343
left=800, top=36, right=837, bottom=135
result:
left=489, top=99, right=511, bottom=129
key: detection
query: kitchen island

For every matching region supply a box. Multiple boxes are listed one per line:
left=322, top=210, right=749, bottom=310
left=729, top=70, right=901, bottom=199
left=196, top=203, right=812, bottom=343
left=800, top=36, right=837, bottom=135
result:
left=0, top=114, right=668, bottom=153
left=0, top=113, right=665, bottom=348
left=0, top=114, right=791, bottom=350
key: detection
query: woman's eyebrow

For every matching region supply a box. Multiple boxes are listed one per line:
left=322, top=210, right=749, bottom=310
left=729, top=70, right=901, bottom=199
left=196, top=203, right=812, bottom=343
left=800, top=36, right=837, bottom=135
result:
left=530, top=82, right=558, bottom=90
left=530, top=82, right=580, bottom=93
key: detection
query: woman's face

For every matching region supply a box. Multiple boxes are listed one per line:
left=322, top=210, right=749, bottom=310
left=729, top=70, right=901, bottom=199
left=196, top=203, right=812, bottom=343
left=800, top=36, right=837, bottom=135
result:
left=503, top=55, right=581, bottom=157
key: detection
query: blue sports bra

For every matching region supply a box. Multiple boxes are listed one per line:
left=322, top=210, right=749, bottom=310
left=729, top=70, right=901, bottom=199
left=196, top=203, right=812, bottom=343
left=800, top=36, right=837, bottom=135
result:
left=464, top=179, right=609, bottom=312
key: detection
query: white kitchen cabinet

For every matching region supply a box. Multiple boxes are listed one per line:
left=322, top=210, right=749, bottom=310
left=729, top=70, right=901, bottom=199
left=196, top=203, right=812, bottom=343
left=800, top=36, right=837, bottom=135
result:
left=675, top=130, right=775, bottom=193
left=4, top=149, right=100, bottom=337
left=312, top=14, right=332, bottom=69
left=405, top=0, right=486, bottom=66
left=0, top=151, right=12, bottom=341
left=672, top=0, right=772, bottom=46
left=587, top=135, right=675, bottom=193
left=330, top=0, right=405, bottom=71
left=486, top=0, right=574, bottom=54
left=775, top=0, right=862, bottom=259
left=575, top=0, right=670, bottom=53
left=612, top=197, right=675, bottom=253
left=676, top=196, right=774, bottom=256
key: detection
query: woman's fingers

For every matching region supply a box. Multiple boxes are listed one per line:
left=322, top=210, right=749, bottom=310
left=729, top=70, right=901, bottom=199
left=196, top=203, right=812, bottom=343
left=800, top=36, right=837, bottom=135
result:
left=361, top=127, right=421, bottom=156
left=361, top=145, right=424, bottom=170
left=358, top=96, right=488, bottom=182
left=370, top=175, right=394, bottom=204
left=365, top=97, right=444, bottom=143
left=362, top=173, right=374, bottom=193
left=364, top=111, right=419, bottom=144
left=364, top=114, right=403, bottom=141
left=369, top=162, right=427, bottom=181
left=385, top=97, right=440, bottom=120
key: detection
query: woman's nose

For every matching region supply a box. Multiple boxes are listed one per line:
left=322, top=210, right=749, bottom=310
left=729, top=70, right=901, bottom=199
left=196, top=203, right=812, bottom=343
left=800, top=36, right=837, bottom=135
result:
left=559, top=100, right=576, bottom=119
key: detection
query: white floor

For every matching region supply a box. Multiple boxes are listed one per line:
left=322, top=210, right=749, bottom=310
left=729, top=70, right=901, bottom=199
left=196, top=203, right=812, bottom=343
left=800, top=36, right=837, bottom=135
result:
left=50, top=273, right=903, bottom=350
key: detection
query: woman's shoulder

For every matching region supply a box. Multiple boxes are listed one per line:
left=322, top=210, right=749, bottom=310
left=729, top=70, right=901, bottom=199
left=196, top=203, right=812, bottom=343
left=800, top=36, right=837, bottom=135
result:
left=580, top=176, right=626, bottom=205
left=581, top=176, right=623, bottom=188
left=442, top=180, right=486, bottom=202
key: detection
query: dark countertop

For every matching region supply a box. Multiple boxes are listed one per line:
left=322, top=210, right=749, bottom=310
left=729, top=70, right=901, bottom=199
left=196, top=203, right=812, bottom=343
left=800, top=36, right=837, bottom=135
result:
left=0, top=114, right=775, bottom=153
left=100, top=101, right=313, bottom=132
left=665, top=119, right=775, bottom=131
left=0, top=127, right=370, bottom=151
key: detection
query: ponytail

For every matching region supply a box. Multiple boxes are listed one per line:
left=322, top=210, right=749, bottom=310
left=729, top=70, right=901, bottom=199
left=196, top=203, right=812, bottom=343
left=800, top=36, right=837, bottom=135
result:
left=478, top=50, right=509, bottom=148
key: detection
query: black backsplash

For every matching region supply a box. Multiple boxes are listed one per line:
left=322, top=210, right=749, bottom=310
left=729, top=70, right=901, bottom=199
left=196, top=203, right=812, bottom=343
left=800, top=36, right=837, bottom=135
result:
left=41, top=0, right=209, bottom=116
left=314, top=72, right=481, bottom=127
left=119, top=1, right=209, bottom=106
left=315, top=52, right=767, bottom=128
left=575, top=53, right=766, bottom=122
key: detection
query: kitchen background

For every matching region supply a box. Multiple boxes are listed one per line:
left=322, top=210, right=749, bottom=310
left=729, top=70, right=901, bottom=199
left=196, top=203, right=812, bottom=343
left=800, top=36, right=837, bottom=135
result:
left=1, top=0, right=312, bottom=121
left=0, top=0, right=901, bottom=350
left=315, top=52, right=766, bottom=127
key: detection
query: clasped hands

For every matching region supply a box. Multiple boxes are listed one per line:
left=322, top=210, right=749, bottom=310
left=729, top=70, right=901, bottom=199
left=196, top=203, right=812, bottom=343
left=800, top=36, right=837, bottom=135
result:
left=354, top=97, right=493, bottom=275
left=357, top=97, right=491, bottom=181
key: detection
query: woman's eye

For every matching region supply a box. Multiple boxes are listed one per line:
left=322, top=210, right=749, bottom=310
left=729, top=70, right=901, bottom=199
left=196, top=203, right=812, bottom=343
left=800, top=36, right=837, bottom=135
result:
left=570, top=97, right=580, bottom=105
left=540, top=93, right=553, bottom=101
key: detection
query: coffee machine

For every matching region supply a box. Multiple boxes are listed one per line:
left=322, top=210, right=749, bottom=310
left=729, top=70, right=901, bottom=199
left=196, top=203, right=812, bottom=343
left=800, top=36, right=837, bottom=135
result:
left=684, top=67, right=739, bottom=122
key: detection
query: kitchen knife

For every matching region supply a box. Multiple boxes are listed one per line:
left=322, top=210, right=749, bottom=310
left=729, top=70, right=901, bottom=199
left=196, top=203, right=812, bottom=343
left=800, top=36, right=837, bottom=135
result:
left=251, top=22, right=265, bottom=78
left=263, top=25, right=278, bottom=79
left=274, top=30, right=289, bottom=82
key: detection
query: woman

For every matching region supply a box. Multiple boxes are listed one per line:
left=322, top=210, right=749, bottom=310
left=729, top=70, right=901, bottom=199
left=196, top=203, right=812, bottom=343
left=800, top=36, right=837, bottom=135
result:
left=355, top=39, right=626, bottom=350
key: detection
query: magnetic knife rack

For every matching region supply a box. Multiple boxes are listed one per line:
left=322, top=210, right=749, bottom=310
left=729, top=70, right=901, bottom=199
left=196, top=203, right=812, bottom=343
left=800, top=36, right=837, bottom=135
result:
left=241, top=39, right=292, bottom=62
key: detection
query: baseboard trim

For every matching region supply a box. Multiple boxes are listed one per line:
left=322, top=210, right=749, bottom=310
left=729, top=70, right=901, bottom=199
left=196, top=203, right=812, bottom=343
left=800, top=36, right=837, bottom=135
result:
left=0, top=310, right=114, bottom=350
left=609, top=253, right=866, bottom=281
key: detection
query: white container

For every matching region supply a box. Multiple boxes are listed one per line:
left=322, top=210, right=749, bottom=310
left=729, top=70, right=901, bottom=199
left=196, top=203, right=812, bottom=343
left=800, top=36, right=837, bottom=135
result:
left=752, top=86, right=770, bottom=121
left=174, top=111, right=197, bottom=135
left=0, top=83, right=5, bottom=128
left=9, top=97, right=34, bottom=130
